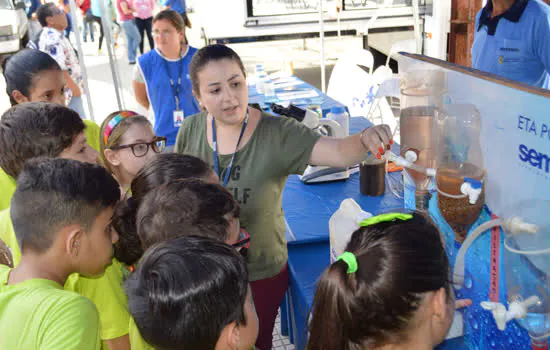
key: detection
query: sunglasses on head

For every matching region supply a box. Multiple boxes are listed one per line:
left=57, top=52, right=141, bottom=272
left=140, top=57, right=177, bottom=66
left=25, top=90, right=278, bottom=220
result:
left=232, top=229, right=250, bottom=251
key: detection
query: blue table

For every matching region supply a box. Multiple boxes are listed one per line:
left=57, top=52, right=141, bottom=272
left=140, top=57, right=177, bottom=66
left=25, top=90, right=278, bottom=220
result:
left=279, top=116, right=403, bottom=349
left=248, top=77, right=345, bottom=118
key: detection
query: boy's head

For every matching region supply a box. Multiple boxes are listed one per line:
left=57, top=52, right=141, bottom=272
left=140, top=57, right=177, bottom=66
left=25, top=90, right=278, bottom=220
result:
left=11, top=158, right=120, bottom=277
left=125, top=236, right=258, bottom=350
left=137, top=179, right=242, bottom=250
left=112, top=154, right=218, bottom=267
left=0, top=102, right=98, bottom=179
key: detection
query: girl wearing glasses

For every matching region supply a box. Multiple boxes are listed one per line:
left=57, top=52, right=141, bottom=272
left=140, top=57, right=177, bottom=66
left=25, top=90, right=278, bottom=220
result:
left=100, top=110, right=166, bottom=193
left=132, top=10, right=200, bottom=152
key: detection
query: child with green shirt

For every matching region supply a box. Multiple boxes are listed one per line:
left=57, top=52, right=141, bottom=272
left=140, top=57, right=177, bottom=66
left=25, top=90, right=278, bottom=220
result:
left=0, top=158, right=120, bottom=349
left=0, top=49, right=102, bottom=211
left=126, top=235, right=258, bottom=350
left=0, top=102, right=131, bottom=350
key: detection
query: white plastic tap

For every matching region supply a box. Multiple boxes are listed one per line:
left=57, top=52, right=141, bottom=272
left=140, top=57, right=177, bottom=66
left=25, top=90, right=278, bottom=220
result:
left=404, top=150, right=418, bottom=163
left=481, top=296, right=541, bottom=331
left=460, top=182, right=482, bottom=204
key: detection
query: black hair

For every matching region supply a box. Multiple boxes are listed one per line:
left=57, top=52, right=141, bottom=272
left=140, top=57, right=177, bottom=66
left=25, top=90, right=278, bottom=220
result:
left=36, top=3, right=58, bottom=27
left=307, top=212, right=451, bottom=350
left=112, top=153, right=214, bottom=266
left=2, top=49, right=62, bottom=106
left=11, top=158, right=120, bottom=254
left=125, top=235, right=249, bottom=350
left=137, top=179, right=239, bottom=250
left=189, top=44, right=246, bottom=96
left=0, top=102, right=85, bottom=178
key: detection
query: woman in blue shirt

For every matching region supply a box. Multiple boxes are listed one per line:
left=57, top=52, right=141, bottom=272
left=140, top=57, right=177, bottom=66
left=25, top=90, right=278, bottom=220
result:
left=132, top=10, right=200, bottom=150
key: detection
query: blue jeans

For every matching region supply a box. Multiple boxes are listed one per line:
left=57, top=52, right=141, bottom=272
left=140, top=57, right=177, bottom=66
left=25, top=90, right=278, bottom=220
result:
left=122, top=20, right=141, bottom=63
left=83, top=9, right=94, bottom=41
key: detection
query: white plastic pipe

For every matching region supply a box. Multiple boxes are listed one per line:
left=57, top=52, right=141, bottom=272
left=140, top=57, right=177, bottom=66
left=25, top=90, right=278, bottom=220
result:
left=454, top=217, right=539, bottom=288
left=454, top=218, right=503, bottom=288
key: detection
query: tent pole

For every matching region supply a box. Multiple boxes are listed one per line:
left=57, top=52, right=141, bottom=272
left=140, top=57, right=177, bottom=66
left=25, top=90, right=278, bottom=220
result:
left=98, top=0, right=125, bottom=110
left=68, top=0, right=95, bottom=121
left=319, top=0, right=326, bottom=94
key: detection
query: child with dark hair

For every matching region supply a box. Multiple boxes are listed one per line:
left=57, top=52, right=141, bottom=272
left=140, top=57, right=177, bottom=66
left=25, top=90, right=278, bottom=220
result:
left=1, top=49, right=101, bottom=210
left=0, top=102, right=132, bottom=350
left=100, top=110, right=166, bottom=192
left=0, top=102, right=97, bottom=211
left=125, top=235, right=258, bottom=350
left=112, top=153, right=217, bottom=267
left=137, top=179, right=248, bottom=250
left=308, top=212, right=464, bottom=350
left=111, top=155, right=247, bottom=350
left=0, top=158, right=120, bottom=349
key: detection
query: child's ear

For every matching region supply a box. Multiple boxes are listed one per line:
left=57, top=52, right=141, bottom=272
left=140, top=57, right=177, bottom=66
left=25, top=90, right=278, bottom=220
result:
left=431, top=287, right=453, bottom=326
left=221, top=321, right=240, bottom=350
left=65, top=225, right=84, bottom=258
left=11, top=90, right=29, bottom=104
left=104, top=148, right=121, bottom=167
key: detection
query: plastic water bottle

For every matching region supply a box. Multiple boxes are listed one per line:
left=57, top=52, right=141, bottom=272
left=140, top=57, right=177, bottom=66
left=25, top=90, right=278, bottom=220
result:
left=327, top=105, right=350, bottom=136
left=264, top=78, right=275, bottom=99
left=256, top=71, right=267, bottom=94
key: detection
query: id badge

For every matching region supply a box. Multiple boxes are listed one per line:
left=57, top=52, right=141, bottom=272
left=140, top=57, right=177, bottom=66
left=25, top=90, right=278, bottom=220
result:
left=173, top=110, right=184, bottom=128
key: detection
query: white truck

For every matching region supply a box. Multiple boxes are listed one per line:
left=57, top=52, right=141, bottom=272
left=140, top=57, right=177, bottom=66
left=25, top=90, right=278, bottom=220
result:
left=0, top=0, right=29, bottom=55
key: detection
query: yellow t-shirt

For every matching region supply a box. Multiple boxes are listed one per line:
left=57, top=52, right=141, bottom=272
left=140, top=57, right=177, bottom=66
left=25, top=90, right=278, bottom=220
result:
left=129, top=317, right=155, bottom=350
left=0, top=169, right=15, bottom=212
left=0, top=265, right=101, bottom=349
left=84, top=119, right=101, bottom=152
left=0, top=208, right=130, bottom=346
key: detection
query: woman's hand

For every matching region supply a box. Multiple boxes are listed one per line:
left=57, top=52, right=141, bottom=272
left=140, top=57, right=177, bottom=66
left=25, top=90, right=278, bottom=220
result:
left=359, top=124, right=393, bottom=159
left=309, top=124, right=393, bottom=168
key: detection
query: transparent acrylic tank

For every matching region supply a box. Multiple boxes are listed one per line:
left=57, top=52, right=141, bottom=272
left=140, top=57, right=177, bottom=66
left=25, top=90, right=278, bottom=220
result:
left=398, top=53, right=534, bottom=350
left=504, top=199, right=550, bottom=348
left=435, top=104, right=485, bottom=243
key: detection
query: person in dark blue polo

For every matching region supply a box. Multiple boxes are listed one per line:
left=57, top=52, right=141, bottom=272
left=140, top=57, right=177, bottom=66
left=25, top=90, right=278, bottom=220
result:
left=472, top=0, right=550, bottom=89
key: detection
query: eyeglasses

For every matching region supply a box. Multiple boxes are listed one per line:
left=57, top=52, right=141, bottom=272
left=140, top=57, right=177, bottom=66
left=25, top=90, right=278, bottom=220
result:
left=110, top=136, right=167, bottom=157
left=232, top=229, right=250, bottom=251
left=152, top=30, right=177, bottom=38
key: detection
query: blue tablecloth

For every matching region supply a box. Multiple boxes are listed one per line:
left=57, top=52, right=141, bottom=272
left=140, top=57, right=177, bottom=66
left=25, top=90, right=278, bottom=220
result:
left=248, top=77, right=345, bottom=118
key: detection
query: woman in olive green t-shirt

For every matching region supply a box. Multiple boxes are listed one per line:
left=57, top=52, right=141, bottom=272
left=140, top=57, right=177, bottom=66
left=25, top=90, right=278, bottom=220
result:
left=175, top=44, right=392, bottom=350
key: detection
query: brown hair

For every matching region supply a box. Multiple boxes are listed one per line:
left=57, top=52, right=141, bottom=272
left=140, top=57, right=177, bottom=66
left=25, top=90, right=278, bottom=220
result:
left=0, top=102, right=85, bottom=178
left=99, top=110, right=151, bottom=174
left=111, top=153, right=215, bottom=266
left=189, top=44, right=246, bottom=97
left=307, top=212, right=451, bottom=350
left=137, top=178, right=239, bottom=250
left=153, top=10, right=186, bottom=34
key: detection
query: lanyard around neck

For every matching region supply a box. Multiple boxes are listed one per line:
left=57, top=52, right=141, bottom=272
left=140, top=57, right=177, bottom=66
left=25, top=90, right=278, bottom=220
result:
left=162, top=55, right=184, bottom=110
left=212, top=109, right=249, bottom=187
